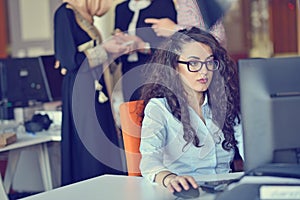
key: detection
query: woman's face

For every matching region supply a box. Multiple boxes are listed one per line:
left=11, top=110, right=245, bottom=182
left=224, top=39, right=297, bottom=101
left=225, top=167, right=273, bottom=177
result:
left=177, top=41, right=215, bottom=94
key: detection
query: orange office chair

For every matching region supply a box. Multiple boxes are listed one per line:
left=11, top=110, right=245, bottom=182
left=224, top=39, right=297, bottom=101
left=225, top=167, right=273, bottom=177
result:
left=119, top=100, right=144, bottom=176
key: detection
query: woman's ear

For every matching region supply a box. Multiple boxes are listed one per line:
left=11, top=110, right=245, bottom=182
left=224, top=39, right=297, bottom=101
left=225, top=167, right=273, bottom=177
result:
left=174, top=59, right=180, bottom=73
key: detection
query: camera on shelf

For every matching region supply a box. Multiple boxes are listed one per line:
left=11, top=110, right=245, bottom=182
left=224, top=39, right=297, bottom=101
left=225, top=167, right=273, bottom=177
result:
left=25, top=113, right=53, bottom=133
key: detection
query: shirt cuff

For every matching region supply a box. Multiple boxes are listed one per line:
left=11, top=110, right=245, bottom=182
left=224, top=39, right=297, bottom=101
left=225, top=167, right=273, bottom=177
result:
left=141, top=42, right=151, bottom=54
left=174, top=25, right=185, bottom=32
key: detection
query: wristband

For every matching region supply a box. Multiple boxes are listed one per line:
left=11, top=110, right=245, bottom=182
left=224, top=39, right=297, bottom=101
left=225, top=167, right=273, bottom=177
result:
left=162, top=172, right=177, bottom=187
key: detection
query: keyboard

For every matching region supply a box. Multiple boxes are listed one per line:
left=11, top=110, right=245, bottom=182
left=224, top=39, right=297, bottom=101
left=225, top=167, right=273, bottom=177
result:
left=198, top=178, right=240, bottom=193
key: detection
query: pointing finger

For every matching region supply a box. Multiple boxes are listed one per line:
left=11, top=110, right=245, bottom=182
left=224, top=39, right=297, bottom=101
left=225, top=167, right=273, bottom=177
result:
left=145, top=18, right=160, bottom=24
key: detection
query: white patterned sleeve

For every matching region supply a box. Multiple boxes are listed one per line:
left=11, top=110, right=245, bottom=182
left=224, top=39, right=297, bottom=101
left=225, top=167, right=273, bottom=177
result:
left=210, top=20, right=227, bottom=48
left=177, top=0, right=205, bottom=28
left=177, top=0, right=227, bottom=48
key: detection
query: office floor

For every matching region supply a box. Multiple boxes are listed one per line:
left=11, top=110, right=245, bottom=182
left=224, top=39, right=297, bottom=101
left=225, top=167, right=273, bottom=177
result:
left=8, top=192, right=39, bottom=200
left=1, top=156, right=40, bottom=200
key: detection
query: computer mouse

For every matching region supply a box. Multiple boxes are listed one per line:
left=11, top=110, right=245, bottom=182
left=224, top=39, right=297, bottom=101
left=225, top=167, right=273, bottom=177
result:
left=173, top=182, right=200, bottom=199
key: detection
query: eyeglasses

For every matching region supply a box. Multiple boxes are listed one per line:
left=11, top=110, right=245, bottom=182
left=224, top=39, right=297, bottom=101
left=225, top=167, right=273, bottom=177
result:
left=177, top=59, right=220, bottom=72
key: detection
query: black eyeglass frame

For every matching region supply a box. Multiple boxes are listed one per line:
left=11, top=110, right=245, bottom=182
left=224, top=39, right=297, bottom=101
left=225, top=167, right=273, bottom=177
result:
left=177, top=60, right=220, bottom=72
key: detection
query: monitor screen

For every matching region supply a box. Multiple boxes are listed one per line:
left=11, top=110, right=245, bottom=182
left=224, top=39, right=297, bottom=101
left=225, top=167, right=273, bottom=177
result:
left=40, top=55, right=63, bottom=101
left=2, top=57, right=52, bottom=107
left=0, top=59, right=14, bottom=119
left=239, top=56, right=300, bottom=172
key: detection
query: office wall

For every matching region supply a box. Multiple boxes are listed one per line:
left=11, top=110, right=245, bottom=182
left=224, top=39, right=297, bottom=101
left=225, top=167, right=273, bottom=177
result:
left=224, top=0, right=251, bottom=60
left=6, top=0, right=121, bottom=58
left=269, top=0, right=300, bottom=55
left=7, top=0, right=61, bottom=57
left=0, top=0, right=8, bottom=58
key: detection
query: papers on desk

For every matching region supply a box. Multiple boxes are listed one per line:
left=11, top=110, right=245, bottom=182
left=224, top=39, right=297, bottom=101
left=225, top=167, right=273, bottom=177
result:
left=235, top=175, right=300, bottom=185
left=0, top=121, right=20, bottom=133
left=212, top=175, right=300, bottom=200
left=35, top=111, right=62, bottom=126
left=260, top=185, right=300, bottom=200
left=0, top=132, right=17, bottom=148
left=227, top=175, right=300, bottom=190
left=225, top=175, right=300, bottom=200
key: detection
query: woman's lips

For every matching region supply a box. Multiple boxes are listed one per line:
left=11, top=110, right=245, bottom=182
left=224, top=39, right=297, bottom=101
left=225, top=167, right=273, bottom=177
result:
left=197, top=78, right=208, bottom=84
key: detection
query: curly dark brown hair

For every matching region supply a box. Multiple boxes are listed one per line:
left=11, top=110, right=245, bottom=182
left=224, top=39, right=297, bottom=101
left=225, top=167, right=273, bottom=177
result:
left=140, top=27, right=241, bottom=151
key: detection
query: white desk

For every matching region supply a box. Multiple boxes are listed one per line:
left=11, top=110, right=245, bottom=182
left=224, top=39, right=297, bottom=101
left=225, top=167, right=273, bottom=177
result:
left=0, top=131, right=61, bottom=200
left=19, top=173, right=244, bottom=200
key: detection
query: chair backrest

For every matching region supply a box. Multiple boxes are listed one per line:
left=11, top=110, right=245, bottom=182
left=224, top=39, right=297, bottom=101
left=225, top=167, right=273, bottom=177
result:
left=119, top=100, right=144, bottom=176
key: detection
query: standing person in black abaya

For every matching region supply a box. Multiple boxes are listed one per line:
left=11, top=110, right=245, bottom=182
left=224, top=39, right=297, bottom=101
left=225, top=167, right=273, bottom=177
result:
left=54, top=0, right=128, bottom=186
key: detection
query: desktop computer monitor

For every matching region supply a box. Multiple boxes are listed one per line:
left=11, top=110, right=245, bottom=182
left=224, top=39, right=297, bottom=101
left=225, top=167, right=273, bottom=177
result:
left=239, top=56, right=300, bottom=172
left=1, top=57, right=52, bottom=108
left=40, top=55, right=63, bottom=101
left=0, top=60, right=14, bottom=119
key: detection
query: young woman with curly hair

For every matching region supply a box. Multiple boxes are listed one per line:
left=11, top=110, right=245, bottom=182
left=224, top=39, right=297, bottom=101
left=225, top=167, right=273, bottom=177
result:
left=139, top=27, right=244, bottom=193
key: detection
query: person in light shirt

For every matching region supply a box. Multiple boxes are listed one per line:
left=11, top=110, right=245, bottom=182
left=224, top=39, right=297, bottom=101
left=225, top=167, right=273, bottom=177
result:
left=139, top=27, right=243, bottom=193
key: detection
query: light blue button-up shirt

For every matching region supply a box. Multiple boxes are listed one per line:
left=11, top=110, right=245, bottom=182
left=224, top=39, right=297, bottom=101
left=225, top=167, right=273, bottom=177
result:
left=139, top=97, right=244, bottom=182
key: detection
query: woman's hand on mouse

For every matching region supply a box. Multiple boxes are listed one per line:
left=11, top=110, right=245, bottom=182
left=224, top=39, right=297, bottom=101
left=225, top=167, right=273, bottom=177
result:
left=164, top=174, right=198, bottom=193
